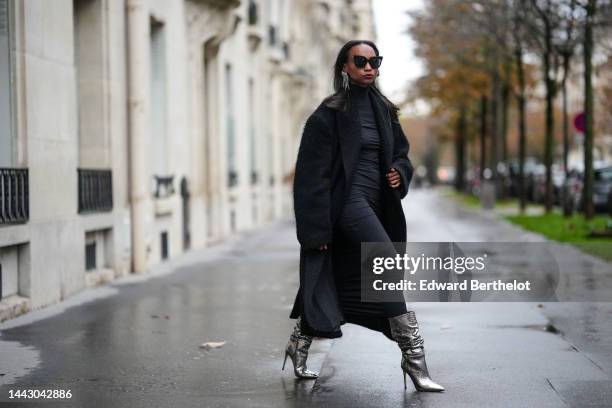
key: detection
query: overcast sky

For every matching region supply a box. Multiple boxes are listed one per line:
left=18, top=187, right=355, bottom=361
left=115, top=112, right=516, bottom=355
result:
left=372, top=0, right=425, bottom=106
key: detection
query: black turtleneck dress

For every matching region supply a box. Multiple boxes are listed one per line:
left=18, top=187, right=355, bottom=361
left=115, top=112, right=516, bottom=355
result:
left=333, top=81, right=407, bottom=325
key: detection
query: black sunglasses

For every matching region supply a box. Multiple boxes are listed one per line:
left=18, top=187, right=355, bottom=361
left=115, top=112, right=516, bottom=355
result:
left=352, top=55, right=383, bottom=69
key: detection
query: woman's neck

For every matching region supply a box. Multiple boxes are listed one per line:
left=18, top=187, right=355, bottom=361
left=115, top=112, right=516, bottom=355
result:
left=349, top=78, right=369, bottom=87
left=348, top=80, right=370, bottom=97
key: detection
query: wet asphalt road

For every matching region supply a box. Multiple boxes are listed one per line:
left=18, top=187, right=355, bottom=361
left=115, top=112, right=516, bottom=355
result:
left=0, top=188, right=611, bottom=407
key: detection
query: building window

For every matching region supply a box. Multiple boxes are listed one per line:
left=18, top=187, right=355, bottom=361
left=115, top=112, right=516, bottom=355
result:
left=248, top=0, right=258, bottom=25
left=85, top=241, right=96, bottom=271
left=77, top=169, right=113, bottom=213
left=0, top=244, right=29, bottom=300
left=268, top=25, right=276, bottom=46
left=74, top=0, right=110, bottom=169
left=84, top=229, right=111, bottom=271
left=160, top=231, right=169, bottom=260
left=150, top=18, right=168, bottom=178
left=0, top=168, right=29, bottom=225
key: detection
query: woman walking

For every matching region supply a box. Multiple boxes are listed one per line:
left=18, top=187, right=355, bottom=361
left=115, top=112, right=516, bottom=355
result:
left=283, top=40, right=444, bottom=392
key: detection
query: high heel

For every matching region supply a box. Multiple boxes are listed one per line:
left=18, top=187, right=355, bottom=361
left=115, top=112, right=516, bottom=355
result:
left=389, top=311, right=445, bottom=392
left=282, top=351, right=289, bottom=371
left=282, top=317, right=319, bottom=379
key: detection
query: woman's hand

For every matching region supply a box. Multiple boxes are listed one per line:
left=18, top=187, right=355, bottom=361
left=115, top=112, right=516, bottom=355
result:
left=386, top=167, right=402, bottom=189
left=318, top=244, right=328, bottom=251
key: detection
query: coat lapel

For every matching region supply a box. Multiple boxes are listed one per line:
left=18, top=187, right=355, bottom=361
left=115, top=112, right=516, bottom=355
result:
left=335, top=103, right=362, bottom=189
left=370, top=93, right=393, bottom=171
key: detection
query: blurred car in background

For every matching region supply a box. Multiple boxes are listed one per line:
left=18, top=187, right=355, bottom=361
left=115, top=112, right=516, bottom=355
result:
left=465, top=165, right=481, bottom=195
left=413, top=165, right=429, bottom=188
left=552, top=163, right=566, bottom=205
left=507, top=158, right=544, bottom=202
left=593, top=166, right=612, bottom=212
left=568, top=164, right=612, bottom=213
left=454, top=158, right=612, bottom=214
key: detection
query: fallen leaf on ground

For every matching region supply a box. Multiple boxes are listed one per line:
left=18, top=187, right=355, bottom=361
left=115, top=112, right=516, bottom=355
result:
left=199, top=341, right=226, bottom=350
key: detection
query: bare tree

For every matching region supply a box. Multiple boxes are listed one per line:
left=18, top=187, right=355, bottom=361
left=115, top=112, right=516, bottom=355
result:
left=528, top=0, right=563, bottom=213
left=554, top=0, right=581, bottom=215
left=511, top=0, right=531, bottom=212
left=576, top=0, right=612, bottom=218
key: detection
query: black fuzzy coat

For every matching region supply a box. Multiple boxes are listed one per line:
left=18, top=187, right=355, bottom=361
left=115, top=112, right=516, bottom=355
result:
left=290, top=90, right=414, bottom=338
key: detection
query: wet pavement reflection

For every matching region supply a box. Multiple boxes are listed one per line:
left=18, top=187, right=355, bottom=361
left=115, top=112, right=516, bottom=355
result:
left=0, top=189, right=610, bottom=407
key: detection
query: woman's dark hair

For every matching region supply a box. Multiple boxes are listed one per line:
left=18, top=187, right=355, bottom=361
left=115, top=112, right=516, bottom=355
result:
left=322, top=40, right=400, bottom=121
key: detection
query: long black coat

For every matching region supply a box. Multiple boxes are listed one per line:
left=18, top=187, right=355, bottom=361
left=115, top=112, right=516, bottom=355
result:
left=290, top=90, right=414, bottom=339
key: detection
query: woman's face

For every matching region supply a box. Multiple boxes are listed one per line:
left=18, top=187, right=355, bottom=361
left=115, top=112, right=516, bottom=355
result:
left=342, top=44, right=378, bottom=87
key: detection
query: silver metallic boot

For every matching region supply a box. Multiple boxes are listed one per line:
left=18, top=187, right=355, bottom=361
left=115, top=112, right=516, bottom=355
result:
left=388, top=311, right=445, bottom=392
left=282, top=317, right=319, bottom=379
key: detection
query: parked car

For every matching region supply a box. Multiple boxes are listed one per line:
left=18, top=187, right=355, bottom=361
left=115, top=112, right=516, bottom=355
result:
left=551, top=163, right=566, bottom=206
left=466, top=165, right=481, bottom=195
left=569, top=164, right=612, bottom=213
left=593, top=166, right=612, bottom=212
left=528, top=162, right=569, bottom=205
left=566, top=169, right=583, bottom=211
left=529, top=163, right=547, bottom=203
left=507, top=157, right=542, bottom=202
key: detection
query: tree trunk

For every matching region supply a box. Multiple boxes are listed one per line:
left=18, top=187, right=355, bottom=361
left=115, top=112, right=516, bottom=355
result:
left=561, top=53, right=572, bottom=216
left=583, top=0, right=596, bottom=219
left=480, top=95, right=488, bottom=182
left=455, top=104, right=467, bottom=192
left=515, top=43, right=527, bottom=213
left=490, top=71, right=500, bottom=188
left=502, top=77, right=510, bottom=165
left=501, top=74, right=511, bottom=199
left=542, top=19, right=555, bottom=213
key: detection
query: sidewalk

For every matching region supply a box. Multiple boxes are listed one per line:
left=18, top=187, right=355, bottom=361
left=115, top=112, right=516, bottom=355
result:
left=0, top=188, right=610, bottom=407
left=306, top=188, right=611, bottom=407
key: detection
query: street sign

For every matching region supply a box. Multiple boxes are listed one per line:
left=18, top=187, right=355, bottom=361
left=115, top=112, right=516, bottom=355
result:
left=574, top=112, right=585, bottom=133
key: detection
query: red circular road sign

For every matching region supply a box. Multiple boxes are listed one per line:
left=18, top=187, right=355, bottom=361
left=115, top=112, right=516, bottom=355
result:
left=574, top=112, right=585, bottom=133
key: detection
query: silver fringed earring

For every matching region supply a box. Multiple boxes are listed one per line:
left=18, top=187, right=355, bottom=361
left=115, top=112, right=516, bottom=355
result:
left=341, top=71, right=349, bottom=91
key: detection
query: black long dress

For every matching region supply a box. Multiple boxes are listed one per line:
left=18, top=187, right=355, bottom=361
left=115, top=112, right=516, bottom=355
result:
left=329, top=81, right=407, bottom=338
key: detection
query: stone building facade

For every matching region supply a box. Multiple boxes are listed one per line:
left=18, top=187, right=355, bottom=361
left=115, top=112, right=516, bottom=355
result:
left=0, top=0, right=375, bottom=320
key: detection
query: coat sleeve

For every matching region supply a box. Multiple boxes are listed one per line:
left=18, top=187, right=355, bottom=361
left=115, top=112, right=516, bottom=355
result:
left=390, top=115, right=414, bottom=200
left=293, top=113, right=333, bottom=250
